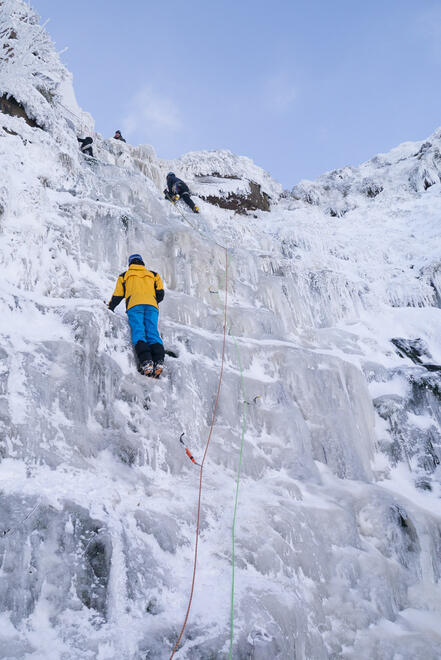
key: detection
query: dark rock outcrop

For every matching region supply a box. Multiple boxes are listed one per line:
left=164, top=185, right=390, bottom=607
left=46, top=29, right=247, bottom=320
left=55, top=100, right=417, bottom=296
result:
left=198, top=177, right=271, bottom=214
left=0, top=94, right=39, bottom=128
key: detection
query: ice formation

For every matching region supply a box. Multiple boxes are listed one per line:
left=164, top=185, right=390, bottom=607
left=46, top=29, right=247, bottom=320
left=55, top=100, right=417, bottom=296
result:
left=0, top=2, right=440, bottom=658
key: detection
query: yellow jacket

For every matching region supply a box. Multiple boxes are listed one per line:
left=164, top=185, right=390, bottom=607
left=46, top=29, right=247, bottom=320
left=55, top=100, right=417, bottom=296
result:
left=108, top=265, right=164, bottom=311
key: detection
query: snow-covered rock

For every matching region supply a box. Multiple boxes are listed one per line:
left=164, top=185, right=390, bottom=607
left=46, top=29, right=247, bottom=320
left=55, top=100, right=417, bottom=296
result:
left=291, top=132, right=441, bottom=217
left=161, top=149, right=283, bottom=214
left=0, top=2, right=440, bottom=659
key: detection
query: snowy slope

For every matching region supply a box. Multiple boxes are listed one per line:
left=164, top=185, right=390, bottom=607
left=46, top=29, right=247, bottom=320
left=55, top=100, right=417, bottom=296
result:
left=1, top=2, right=441, bottom=659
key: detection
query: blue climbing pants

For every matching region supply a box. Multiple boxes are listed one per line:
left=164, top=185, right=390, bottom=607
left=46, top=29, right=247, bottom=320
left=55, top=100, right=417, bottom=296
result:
left=127, top=304, right=164, bottom=364
left=127, top=304, right=162, bottom=346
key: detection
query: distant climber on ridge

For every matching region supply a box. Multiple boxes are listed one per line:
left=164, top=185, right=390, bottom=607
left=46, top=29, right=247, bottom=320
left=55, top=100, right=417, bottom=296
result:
left=108, top=254, right=165, bottom=377
left=77, top=136, right=94, bottom=157
left=164, top=172, right=199, bottom=213
left=113, top=130, right=126, bottom=143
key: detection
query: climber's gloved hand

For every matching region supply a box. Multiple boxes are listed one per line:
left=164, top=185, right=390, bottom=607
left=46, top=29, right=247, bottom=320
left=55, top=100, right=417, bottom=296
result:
left=173, top=194, right=180, bottom=201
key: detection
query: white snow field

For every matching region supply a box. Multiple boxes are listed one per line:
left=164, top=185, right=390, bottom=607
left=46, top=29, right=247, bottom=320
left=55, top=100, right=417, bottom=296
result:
left=0, top=2, right=441, bottom=659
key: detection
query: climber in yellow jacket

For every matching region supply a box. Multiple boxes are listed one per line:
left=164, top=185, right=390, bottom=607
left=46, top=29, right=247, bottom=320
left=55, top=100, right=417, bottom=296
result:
left=108, top=254, right=165, bottom=377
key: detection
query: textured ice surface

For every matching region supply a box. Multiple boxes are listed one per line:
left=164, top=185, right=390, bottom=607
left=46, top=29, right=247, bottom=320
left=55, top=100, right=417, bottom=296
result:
left=0, top=2, right=441, bottom=659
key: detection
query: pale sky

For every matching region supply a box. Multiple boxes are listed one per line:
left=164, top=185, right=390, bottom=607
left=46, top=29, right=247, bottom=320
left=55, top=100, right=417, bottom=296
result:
left=34, top=0, right=441, bottom=188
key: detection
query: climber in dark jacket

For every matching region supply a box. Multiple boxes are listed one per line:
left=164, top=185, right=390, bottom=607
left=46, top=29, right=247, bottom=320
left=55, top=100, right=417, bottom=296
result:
left=108, top=254, right=165, bottom=377
left=113, top=130, right=126, bottom=143
left=164, top=172, right=199, bottom=213
left=77, top=136, right=94, bottom=157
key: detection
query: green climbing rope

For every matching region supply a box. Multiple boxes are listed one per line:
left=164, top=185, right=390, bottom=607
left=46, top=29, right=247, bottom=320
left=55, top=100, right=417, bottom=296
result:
left=169, top=202, right=248, bottom=657
left=210, top=256, right=249, bottom=659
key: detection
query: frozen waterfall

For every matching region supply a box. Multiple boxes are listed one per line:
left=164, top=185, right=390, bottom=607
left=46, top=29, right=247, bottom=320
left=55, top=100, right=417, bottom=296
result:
left=0, top=2, right=441, bottom=658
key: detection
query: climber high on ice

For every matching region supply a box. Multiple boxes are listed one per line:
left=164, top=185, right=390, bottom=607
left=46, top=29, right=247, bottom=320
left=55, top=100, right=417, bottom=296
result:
left=77, top=136, right=94, bottom=157
left=113, top=129, right=126, bottom=143
left=164, top=172, right=199, bottom=214
left=108, top=254, right=165, bottom=377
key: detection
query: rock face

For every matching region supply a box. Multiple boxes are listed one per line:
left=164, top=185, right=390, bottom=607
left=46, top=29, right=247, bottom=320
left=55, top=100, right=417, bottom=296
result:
left=0, top=94, right=39, bottom=129
left=196, top=176, right=271, bottom=213
left=1, top=2, right=441, bottom=660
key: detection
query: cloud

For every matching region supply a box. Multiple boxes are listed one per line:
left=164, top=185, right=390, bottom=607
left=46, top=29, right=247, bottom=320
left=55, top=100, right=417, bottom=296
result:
left=264, top=73, right=297, bottom=115
left=122, top=85, right=182, bottom=140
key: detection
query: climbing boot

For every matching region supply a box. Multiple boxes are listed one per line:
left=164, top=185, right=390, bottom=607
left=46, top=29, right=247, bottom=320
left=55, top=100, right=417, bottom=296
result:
left=153, top=361, right=164, bottom=378
left=193, top=206, right=199, bottom=213
left=142, top=360, right=154, bottom=377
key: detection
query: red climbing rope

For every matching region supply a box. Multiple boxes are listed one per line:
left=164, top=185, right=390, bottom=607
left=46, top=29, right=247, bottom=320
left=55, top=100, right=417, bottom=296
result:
left=169, top=246, right=229, bottom=659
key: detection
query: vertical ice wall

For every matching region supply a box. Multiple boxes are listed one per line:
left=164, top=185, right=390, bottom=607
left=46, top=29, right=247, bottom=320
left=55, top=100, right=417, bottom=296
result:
left=0, top=2, right=441, bottom=658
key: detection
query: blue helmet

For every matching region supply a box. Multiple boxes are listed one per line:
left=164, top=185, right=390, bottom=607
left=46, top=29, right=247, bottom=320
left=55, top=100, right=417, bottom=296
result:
left=167, top=172, right=175, bottom=178
left=128, top=253, right=144, bottom=265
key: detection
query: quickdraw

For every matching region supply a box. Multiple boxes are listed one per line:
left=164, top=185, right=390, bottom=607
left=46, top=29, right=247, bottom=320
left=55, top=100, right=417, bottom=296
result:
left=179, top=433, right=201, bottom=467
